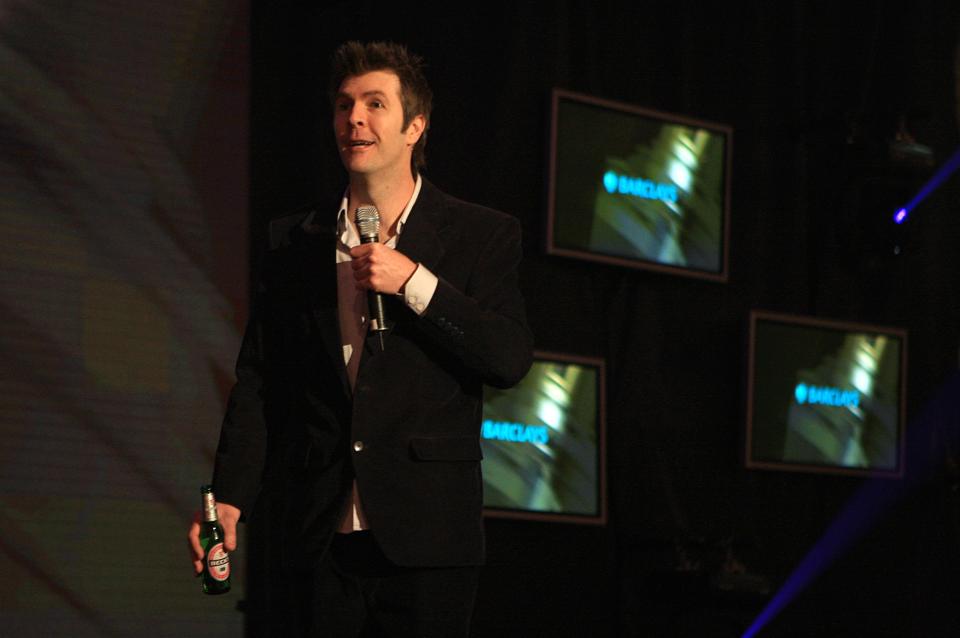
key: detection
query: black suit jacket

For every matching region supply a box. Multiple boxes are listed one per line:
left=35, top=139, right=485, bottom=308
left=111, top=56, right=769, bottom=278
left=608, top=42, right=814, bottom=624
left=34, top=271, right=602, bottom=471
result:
left=212, top=179, right=533, bottom=569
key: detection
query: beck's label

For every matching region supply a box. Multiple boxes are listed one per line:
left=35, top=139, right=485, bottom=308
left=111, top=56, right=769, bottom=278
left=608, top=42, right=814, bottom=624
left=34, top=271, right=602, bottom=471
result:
left=206, top=542, right=231, bottom=581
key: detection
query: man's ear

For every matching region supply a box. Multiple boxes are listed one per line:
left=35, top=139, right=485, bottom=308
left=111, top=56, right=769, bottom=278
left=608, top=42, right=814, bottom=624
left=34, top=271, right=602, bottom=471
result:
left=405, top=114, right=426, bottom=145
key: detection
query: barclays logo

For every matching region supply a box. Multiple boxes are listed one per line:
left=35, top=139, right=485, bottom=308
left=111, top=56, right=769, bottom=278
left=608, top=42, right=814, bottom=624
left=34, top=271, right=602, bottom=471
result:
left=602, top=171, right=679, bottom=203
left=602, top=171, right=619, bottom=193
left=794, top=383, right=861, bottom=409
left=482, top=419, right=550, bottom=445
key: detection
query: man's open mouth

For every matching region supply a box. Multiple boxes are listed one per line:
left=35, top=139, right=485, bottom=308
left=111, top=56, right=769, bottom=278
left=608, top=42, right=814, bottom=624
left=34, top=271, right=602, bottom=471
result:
left=349, top=140, right=374, bottom=147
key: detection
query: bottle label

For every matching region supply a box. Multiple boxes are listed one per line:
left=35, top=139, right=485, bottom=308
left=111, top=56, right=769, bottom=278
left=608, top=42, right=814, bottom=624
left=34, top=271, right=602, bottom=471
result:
left=206, top=542, right=231, bottom=581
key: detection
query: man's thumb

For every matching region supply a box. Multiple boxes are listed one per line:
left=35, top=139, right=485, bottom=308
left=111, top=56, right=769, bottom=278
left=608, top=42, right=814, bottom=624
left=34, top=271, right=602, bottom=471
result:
left=216, top=503, right=241, bottom=552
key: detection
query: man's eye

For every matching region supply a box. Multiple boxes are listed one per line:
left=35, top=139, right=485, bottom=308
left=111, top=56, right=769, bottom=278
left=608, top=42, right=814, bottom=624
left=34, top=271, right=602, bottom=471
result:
left=370, top=100, right=383, bottom=109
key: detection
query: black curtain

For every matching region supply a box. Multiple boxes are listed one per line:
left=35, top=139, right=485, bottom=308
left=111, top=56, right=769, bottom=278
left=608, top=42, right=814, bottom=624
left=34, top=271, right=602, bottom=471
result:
left=249, top=3, right=960, bottom=636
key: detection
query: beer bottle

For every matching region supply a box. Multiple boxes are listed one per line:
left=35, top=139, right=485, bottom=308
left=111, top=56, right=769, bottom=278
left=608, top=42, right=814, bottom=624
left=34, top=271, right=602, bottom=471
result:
left=199, top=485, right=231, bottom=595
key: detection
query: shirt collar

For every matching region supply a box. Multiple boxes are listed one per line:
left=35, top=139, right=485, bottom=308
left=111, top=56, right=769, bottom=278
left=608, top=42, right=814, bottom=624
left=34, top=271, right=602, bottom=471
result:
left=336, top=174, right=423, bottom=244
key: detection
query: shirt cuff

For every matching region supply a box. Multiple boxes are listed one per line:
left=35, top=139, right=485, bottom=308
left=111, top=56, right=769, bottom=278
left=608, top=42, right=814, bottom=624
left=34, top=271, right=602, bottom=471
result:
left=401, top=263, right=438, bottom=315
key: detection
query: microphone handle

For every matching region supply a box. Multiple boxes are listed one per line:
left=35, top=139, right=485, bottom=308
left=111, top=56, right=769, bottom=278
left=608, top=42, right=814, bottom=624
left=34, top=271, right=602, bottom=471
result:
left=358, top=235, right=388, bottom=348
left=368, top=290, right=387, bottom=333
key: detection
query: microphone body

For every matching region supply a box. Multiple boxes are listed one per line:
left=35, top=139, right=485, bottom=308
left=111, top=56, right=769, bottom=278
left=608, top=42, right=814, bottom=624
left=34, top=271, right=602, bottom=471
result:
left=354, top=206, right=388, bottom=350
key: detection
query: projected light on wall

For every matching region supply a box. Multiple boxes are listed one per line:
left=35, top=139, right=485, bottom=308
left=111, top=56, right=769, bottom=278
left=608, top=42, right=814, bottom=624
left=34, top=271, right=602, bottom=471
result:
left=0, top=3, right=249, bottom=635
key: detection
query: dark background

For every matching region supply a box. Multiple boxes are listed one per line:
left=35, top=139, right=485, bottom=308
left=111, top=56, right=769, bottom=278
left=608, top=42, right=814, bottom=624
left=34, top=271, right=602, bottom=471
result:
left=249, top=3, right=960, bottom=637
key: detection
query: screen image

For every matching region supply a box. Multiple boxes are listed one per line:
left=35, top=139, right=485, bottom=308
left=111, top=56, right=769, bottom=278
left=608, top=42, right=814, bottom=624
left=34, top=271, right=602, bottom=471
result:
left=547, top=89, right=731, bottom=281
left=481, top=353, right=606, bottom=524
left=746, top=311, right=907, bottom=477
left=0, top=2, right=249, bottom=635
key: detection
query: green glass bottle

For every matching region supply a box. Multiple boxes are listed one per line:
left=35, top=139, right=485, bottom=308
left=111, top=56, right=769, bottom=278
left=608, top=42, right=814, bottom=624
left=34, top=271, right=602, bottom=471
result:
left=199, top=485, right=231, bottom=595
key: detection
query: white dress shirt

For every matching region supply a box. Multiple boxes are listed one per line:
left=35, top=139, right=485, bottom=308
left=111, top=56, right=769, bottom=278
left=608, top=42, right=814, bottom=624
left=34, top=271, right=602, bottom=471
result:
left=331, top=175, right=439, bottom=532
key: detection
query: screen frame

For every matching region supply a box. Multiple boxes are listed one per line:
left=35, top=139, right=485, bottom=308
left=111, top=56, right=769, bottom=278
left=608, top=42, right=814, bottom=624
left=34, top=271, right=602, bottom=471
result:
left=481, top=351, right=608, bottom=526
left=745, top=310, right=908, bottom=478
left=546, top=88, right=733, bottom=282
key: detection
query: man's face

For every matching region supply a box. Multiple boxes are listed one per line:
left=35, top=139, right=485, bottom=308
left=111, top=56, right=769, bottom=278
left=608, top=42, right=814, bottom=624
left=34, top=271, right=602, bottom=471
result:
left=333, top=70, right=424, bottom=181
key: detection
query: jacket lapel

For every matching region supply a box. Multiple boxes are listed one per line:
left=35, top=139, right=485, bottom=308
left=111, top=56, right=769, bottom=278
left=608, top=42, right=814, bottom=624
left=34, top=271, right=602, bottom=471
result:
left=357, top=179, right=451, bottom=358
left=287, top=213, right=352, bottom=399
left=395, top=178, right=450, bottom=272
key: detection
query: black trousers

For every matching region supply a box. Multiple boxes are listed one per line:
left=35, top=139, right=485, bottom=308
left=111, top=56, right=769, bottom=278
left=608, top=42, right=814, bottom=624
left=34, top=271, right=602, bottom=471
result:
left=277, top=532, right=480, bottom=638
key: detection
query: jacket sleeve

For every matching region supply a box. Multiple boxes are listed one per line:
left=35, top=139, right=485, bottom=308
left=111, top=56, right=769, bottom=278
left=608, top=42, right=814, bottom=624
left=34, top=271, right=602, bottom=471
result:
left=211, top=280, right=269, bottom=519
left=416, top=214, right=534, bottom=389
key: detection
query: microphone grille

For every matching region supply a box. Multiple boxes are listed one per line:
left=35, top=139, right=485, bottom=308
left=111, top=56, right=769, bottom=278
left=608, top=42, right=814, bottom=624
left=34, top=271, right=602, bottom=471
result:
left=355, top=206, right=380, bottom=240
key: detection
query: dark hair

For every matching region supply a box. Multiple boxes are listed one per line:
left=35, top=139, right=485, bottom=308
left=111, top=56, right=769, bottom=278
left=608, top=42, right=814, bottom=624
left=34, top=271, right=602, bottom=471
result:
left=330, top=41, right=432, bottom=175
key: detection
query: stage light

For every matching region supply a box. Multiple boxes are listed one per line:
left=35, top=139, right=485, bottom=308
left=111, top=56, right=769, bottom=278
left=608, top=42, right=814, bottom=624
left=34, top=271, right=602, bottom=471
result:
left=890, top=145, right=960, bottom=227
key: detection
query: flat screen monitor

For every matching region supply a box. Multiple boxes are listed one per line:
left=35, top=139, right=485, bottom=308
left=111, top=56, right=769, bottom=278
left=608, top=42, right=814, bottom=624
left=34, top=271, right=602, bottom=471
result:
left=481, top=352, right=606, bottom=524
left=547, top=89, right=732, bottom=281
left=746, top=311, right=908, bottom=477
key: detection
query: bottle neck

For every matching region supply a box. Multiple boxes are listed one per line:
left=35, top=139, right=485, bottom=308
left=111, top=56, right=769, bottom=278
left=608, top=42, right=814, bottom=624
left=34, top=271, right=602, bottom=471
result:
left=202, top=491, right=218, bottom=523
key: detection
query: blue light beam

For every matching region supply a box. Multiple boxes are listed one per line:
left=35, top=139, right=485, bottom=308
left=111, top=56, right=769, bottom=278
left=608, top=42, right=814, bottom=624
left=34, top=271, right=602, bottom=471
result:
left=893, top=145, right=960, bottom=224
left=742, top=372, right=960, bottom=637
left=742, top=476, right=903, bottom=638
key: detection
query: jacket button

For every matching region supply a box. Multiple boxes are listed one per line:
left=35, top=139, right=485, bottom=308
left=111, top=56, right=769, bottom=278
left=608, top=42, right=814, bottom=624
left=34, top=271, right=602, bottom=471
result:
left=353, top=441, right=364, bottom=452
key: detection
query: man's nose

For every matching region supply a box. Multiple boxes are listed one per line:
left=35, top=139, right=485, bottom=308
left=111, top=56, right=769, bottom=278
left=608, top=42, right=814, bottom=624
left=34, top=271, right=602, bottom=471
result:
left=348, top=105, right=364, bottom=126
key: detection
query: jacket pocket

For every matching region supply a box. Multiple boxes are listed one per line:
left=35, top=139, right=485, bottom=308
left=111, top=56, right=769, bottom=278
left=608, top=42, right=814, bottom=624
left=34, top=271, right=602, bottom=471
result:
left=409, top=436, right=483, bottom=461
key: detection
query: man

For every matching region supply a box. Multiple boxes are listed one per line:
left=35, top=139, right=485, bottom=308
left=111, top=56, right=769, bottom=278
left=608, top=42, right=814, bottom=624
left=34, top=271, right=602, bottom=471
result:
left=188, top=41, right=533, bottom=637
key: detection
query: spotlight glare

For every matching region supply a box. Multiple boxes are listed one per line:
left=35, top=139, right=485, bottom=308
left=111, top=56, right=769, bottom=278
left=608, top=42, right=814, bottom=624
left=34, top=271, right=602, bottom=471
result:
left=891, top=145, right=960, bottom=225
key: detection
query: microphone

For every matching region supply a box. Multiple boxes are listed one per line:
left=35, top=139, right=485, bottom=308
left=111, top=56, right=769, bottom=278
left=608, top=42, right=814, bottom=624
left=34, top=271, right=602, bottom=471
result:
left=354, top=205, right=388, bottom=351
